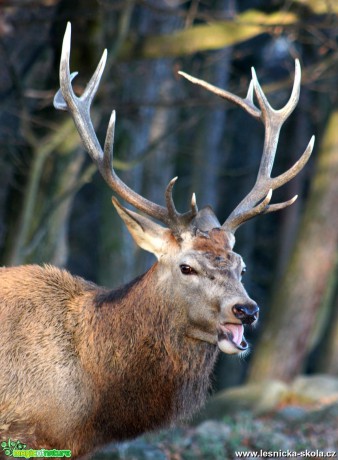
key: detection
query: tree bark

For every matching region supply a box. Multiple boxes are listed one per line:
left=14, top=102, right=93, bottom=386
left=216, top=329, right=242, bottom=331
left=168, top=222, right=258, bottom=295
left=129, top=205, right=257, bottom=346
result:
left=314, top=261, right=338, bottom=375
left=248, top=109, right=338, bottom=382
left=321, top=290, right=338, bottom=375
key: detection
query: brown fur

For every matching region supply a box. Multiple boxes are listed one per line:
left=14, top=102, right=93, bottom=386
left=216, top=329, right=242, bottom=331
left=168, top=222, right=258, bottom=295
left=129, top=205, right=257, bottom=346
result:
left=0, top=263, right=218, bottom=457
left=192, top=228, right=233, bottom=253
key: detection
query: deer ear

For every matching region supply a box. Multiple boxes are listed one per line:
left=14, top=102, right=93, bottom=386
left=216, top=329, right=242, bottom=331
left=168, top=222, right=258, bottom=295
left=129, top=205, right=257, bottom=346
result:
left=112, top=197, right=174, bottom=259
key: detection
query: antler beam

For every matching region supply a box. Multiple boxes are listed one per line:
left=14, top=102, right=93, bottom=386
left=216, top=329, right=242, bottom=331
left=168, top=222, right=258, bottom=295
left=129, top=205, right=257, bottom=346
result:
left=179, top=62, right=314, bottom=233
left=54, top=23, right=197, bottom=230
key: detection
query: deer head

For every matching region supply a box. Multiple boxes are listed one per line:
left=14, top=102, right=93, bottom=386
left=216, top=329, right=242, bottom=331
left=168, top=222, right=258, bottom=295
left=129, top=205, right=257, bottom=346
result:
left=54, top=23, right=314, bottom=355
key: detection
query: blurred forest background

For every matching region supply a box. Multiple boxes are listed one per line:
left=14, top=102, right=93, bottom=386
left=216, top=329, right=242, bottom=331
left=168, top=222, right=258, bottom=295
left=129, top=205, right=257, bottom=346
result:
left=0, top=0, right=338, bottom=395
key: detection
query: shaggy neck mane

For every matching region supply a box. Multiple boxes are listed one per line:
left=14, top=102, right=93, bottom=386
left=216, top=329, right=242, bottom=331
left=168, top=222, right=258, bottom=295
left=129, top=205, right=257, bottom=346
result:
left=77, top=264, right=218, bottom=444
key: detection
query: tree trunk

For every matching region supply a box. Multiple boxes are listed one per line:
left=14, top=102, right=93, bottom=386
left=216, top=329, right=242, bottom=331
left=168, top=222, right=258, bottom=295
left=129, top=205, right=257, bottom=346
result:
left=314, top=260, right=338, bottom=375
left=321, top=292, right=338, bottom=375
left=248, top=109, right=338, bottom=382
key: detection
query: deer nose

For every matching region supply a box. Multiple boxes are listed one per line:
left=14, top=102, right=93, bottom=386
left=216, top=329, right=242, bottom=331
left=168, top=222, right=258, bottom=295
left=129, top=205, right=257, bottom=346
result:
left=232, top=303, right=259, bottom=325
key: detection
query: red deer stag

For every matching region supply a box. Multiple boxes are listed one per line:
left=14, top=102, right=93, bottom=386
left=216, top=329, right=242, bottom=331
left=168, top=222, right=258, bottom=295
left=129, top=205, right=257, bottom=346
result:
left=0, top=23, right=314, bottom=458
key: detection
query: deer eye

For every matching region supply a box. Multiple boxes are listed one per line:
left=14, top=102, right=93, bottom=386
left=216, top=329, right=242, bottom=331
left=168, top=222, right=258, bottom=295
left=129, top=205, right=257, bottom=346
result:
left=241, top=267, right=247, bottom=276
left=180, top=264, right=197, bottom=275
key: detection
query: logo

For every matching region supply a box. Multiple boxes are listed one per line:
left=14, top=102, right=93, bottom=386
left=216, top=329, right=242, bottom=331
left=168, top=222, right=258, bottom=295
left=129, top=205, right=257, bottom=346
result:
left=1, top=439, right=71, bottom=458
left=1, top=439, right=26, bottom=457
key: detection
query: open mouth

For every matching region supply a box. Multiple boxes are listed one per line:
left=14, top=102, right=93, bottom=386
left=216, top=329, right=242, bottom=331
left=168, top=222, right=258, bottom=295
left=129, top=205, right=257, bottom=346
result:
left=217, top=323, right=248, bottom=354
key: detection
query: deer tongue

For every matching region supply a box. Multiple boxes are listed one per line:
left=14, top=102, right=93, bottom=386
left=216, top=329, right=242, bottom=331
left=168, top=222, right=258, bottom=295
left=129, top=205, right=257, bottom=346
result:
left=220, top=323, right=244, bottom=347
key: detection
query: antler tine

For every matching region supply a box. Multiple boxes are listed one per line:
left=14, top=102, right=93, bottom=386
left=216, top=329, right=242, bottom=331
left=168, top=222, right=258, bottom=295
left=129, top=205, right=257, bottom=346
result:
left=55, top=22, right=188, bottom=227
left=165, top=177, right=180, bottom=219
left=178, top=71, right=260, bottom=120
left=191, top=193, right=198, bottom=214
left=227, top=189, right=272, bottom=231
left=54, top=22, right=106, bottom=165
left=164, top=178, right=198, bottom=230
left=251, top=60, right=301, bottom=180
left=265, top=194, right=298, bottom=213
left=81, top=50, right=107, bottom=107
left=271, top=135, right=314, bottom=189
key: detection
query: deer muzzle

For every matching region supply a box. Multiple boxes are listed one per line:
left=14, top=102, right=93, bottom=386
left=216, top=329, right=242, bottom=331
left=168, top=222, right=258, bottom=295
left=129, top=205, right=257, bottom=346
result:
left=217, top=303, right=259, bottom=354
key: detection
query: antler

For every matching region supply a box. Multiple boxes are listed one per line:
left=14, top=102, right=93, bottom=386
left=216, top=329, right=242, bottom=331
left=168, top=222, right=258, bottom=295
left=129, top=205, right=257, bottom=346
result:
left=54, top=23, right=197, bottom=230
left=179, top=61, right=314, bottom=233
